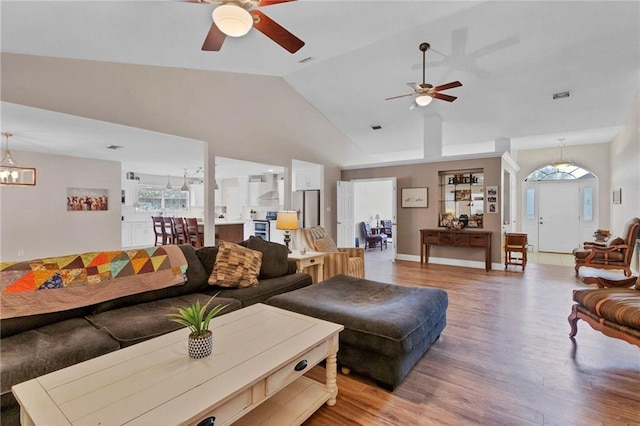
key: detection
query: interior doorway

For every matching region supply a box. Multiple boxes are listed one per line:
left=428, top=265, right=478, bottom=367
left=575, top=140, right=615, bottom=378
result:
left=352, top=178, right=397, bottom=262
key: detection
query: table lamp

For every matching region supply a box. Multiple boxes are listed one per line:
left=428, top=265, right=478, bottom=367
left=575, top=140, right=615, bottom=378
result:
left=276, top=211, right=298, bottom=253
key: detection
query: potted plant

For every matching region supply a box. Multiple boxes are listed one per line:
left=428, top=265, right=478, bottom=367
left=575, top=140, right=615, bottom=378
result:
left=167, top=293, right=227, bottom=359
left=593, top=229, right=611, bottom=243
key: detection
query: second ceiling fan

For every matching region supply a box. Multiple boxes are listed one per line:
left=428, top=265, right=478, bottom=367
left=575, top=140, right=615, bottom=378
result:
left=190, top=0, right=304, bottom=54
left=386, top=42, right=462, bottom=109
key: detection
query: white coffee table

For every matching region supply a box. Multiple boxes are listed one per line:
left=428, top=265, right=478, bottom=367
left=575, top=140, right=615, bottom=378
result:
left=12, top=304, right=343, bottom=426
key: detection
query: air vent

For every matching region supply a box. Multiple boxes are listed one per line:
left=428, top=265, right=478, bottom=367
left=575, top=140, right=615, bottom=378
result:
left=106, top=145, right=124, bottom=150
left=371, top=125, right=382, bottom=130
left=552, top=91, right=571, bottom=100
left=298, top=57, right=314, bottom=64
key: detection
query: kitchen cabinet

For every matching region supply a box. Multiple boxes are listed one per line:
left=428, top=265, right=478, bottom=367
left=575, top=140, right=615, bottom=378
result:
left=122, top=221, right=154, bottom=248
left=294, top=168, right=321, bottom=190
left=122, top=222, right=132, bottom=247
left=189, top=183, right=205, bottom=207
left=248, top=181, right=267, bottom=205
left=122, top=180, right=138, bottom=206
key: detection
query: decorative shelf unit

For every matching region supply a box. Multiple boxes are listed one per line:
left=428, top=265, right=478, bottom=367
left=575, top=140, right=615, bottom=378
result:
left=439, top=169, right=484, bottom=228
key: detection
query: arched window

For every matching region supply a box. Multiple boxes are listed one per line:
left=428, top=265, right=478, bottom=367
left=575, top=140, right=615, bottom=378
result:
left=525, top=164, right=595, bottom=181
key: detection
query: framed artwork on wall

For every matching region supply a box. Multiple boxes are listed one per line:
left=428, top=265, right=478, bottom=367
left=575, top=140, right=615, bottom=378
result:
left=67, top=188, right=109, bottom=211
left=612, top=188, right=622, bottom=204
left=401, top=187, right=428, bottom=208
left=486, top=186, right=498, bottom=214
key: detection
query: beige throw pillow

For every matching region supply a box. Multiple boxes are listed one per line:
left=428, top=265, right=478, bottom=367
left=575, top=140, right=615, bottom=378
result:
left=208, top=241, right=262, bottom=288
left=314, top=236, right=339, bottom=253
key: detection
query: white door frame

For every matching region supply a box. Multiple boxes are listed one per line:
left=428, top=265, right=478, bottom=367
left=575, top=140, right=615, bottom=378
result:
left=350, top=177, right=398, bottom=261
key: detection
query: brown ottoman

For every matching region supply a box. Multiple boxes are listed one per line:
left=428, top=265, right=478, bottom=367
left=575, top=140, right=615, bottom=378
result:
left=266, top=274, right=448, bottom=389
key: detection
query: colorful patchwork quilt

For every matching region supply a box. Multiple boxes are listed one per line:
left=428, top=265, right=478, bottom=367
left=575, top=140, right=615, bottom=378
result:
left=1, top=245, right=188, bottom=319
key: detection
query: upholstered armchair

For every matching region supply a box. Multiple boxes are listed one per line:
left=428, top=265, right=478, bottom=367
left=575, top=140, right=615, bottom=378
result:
left=295, top=226, right=365, bottom=280
left=573, top=217, right=640, bottom=277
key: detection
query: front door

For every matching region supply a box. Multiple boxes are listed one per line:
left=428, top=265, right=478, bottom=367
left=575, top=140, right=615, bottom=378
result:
left=538, top=181, right=580, bottom=253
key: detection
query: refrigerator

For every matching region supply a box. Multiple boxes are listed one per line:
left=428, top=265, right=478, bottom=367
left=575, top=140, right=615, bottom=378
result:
left=292, top=190, right=320, bottom=228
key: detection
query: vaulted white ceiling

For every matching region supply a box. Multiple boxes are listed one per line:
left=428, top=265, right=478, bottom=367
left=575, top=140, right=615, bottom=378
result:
left=1, top=0, right=639, bottom=175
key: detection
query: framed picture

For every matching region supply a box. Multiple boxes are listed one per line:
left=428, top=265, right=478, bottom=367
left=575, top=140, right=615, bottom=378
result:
left=612, top=188, right=622, bottom=204
left=67, top=187, right=109, bottom=211
left=486, top=186, right=498, bottom=214
left=454, top=189, right=471, bottom=201
left=402, top=187, right=428, bottom=208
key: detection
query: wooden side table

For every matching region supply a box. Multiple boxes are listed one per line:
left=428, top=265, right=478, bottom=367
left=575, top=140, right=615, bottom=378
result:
left=288, top=250, right=325, bottom=284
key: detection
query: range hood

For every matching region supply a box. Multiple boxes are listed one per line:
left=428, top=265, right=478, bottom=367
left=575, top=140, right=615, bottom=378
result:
left=256, top=174, right=280, bottom=207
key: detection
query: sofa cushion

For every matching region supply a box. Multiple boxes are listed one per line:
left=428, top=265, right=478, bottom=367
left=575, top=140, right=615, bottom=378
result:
left=205, top=272, right=312, bottom=307
left=208, top=241, right=262, bottom=288
left=86, top=294, right=242, bottom=347
left=1, top=305, right=90, bottom=338
left=1, top=318, right=120, bottom=405
left=88, top=244, right=209, bottom=315
left=314, top=236, right=339, bottom=253
left=246, top=236, right=289, bottom=279
left=573, top=288, right=640, bottom=330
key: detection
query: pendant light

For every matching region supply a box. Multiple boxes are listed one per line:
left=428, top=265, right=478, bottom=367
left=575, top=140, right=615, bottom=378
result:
left=0, top=132, right=37, bottom=186
left=551, top=138, right=573, bottom=169
left=181, top=169, right=189, bottom=191
left=166, top=175, right=172, bottom=190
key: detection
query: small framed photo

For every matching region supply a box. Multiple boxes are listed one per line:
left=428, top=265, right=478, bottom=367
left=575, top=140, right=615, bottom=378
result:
left=402, top=187, right=428, bottom=208
left=612, top=188, right=622, bottom=204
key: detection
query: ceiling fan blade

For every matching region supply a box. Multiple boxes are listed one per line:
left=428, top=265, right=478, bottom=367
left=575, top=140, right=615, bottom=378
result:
left=385, top=93, right=416, bottom=101
left=409, top=101, right=418, bottom=110
left=434, top=81, right=462, bottom=91
left=251, top=10, right=304, bottom=53
left=433, top=92, right=457, bottom=102
left=201, top=22, right=226, bottom=51
left=258, top=0, right=297, bottom=6
left=406, top=82, right=421, bottom=91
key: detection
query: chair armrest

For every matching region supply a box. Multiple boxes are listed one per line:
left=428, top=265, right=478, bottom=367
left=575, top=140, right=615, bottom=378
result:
left=583, top=244, right=628, bottom=262
left=338, top=247, right=365, bottom=260
left=320, top=251, right=350, bottom=278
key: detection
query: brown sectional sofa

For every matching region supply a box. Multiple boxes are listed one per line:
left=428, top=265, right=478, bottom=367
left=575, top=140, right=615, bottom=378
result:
left=0, top=243, right=312, bottom=426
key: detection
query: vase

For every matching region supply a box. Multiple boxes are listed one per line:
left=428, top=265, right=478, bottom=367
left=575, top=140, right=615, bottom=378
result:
left=188, top=331, right=213, bottom=359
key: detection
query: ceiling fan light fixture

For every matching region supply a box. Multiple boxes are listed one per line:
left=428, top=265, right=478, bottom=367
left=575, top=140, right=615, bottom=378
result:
left=415, top=95, right=433, bottom=106
left=212, top=4, right=253, bottom=37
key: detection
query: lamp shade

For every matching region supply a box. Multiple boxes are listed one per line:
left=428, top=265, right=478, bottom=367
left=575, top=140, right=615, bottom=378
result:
left=212, top=4, right=253, bottom=37
left=415, top=95, right=433, bottom=106
left=276, top=211, right=298, bottom=230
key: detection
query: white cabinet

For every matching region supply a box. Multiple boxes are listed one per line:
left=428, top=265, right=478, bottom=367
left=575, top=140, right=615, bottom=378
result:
left=269, top=221, right=286, bottom=245
left=132, top=222, right=154, bottom=247
left=190, top=183, right=205, bottom=207
left=122, top=222, right=133, bottom=247
left=294, top=168, right=321, bottom=190
left=122, top=180, right=138, bottom=206
left=122, top=221, right=155, bottom=248
left=248, top=182, right=267, bottom=205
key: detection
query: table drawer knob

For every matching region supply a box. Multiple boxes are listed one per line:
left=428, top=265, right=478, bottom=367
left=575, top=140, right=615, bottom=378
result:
left=197, top=417, right=216, bottom=426
left=294, top=360, right=308, bottom=371
left=309, top=259, right=315, bottom=264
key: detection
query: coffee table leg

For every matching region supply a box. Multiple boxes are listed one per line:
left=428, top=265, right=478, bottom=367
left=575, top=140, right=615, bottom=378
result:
left=326, top=353, right=338, bottom=406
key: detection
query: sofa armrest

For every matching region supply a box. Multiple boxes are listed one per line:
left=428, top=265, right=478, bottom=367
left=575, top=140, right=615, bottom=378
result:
left=287, top=259, right=298, bottom=275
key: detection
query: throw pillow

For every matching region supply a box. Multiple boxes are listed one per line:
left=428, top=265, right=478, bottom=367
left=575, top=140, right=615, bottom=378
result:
left=245, top=236, right=289, bottom=279
left=314, top=236, right=339, bottom=253
left=208, top=241, right=262, bottom=288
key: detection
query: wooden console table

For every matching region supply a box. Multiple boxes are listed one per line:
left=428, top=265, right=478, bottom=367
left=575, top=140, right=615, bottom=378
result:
left=420, top=229, right=493, bottom=271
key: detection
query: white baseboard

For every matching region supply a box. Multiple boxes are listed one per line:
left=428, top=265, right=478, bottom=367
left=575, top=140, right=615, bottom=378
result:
left=394, top=254, right=500, bottom=271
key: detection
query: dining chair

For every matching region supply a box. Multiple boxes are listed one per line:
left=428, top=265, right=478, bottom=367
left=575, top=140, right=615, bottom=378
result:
left=186, top=217, right=204, bottom=248
left=504, top=232, right=528, bottom=270
left=152, top=216, right=166, bottom=246
left=172, top=217, right=189, bottom=245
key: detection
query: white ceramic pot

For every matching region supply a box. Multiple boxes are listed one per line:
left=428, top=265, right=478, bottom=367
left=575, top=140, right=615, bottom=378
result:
left=188, top=331, right=213, bottom=359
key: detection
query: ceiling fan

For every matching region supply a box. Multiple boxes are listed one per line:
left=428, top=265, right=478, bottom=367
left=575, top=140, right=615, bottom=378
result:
left=386, top=42, right=462, bottom=109
left=189, top=0, right=304, bottom=54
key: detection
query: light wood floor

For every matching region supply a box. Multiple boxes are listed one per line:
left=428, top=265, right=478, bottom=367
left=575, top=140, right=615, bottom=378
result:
left=303, top=259, right=640, bottom=425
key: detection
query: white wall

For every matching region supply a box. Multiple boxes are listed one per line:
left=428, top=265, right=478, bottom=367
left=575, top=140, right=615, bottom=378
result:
left=353, top=179, right=393, bottom=241
left=0, top=150, right=122, bottom=261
